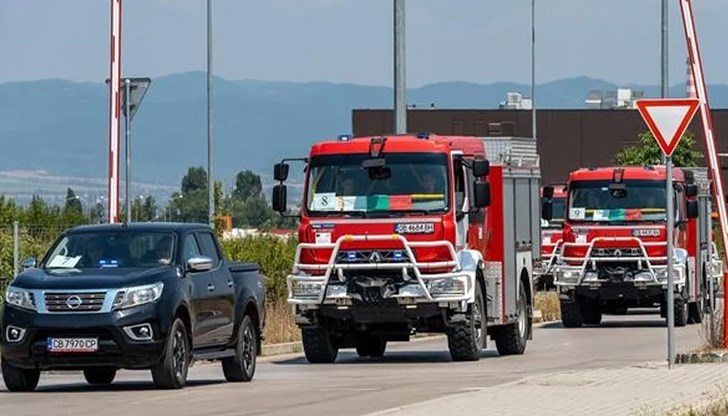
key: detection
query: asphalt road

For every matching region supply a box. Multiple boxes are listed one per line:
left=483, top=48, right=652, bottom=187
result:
left=0, top=311, right=705, bottom=416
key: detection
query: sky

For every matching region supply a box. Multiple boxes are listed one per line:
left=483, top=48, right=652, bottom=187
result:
left=1, top=0, right=727, bottom=87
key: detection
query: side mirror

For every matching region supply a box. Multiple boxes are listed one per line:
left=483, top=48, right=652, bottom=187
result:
left=472, top=160, right=490, bottom=177
left=685, top=184, right=699, bottom=198
left=542, top=186, right=555, bottom=199
left=20, top=257, right=37, bottom=270
left=187, top=256, right=213, bottom=272
left=473, top=182, right=491, bottom=208
left=687, top=200, right=699, bottom=219
left=272, top=184, right=288, bottom=212
left=274, top=162, right=290, bottom=182
left=542, top=200, right=554, bottom=221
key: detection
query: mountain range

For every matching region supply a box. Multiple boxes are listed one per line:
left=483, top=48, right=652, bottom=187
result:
left=2, top=72, right=728, bottom=204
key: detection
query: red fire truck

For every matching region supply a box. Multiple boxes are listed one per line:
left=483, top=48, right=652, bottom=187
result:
left=549, top=166, right=722, bottom=327
left=272, top=133, right=545, bottom=363
left=535, top=184, right=567, bottom=290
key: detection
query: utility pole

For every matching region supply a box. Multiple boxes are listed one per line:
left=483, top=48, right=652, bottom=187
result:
left=207, top=0, right=215, bottom=226
left=124, top=78, right=131, bottom=223
left=531, top=0, right=536, bottom=140
left=394, top=0, right=406, bottom=134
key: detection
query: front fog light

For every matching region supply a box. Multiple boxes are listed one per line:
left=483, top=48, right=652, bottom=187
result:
left=5, top=325, right=26, bottom=343
left=124, top=323, right=153, bottom=341
left=583, top=272, right=598, bottom=281
left=429, top=278, right=466, bottom=296
left=291, top=281, right=323, bottom=299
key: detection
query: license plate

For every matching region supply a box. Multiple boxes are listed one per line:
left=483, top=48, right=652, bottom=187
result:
left=47, top=338, right=99, bottom=353
left=395, top=223, right=434, bottom=234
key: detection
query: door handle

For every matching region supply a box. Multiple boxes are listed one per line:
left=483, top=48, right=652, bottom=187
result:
left=207, top=284, right=215, bottom=292
left=227, top=280, right=234, bottom=288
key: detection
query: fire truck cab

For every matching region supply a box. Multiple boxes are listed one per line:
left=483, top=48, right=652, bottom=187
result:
left=535, top=184, right=567, bottom=290
left=272, top=134, right=544, bottom=363
left=548, top=165, right=722, bottom=327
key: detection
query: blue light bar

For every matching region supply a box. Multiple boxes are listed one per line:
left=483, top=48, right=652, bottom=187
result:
left=393, top=251, right=404, bottom=261
left=416, top=133, right=430, bottom=139
left=346, top=251, right=357, bottom=261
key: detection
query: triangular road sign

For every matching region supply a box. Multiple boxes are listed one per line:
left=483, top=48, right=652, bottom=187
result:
left=635, top=98, right=699, bottom=157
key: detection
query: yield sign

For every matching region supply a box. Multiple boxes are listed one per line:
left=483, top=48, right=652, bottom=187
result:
left=635, top=98, right=700, bottom=157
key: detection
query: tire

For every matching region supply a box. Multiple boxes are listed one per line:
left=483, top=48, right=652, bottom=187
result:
left=355, top=335, right=386, bottom=358
left=688, top=302, right=703, bottom=324
left=674, top=295, right=688, bottom=327
left=222, top=315, right=257, bottom=382
left=301, top=323, right=338, bottom=364
left=1, top=359, right=40, bottom=392
left=83, top=367, right=117, bottom=385
left=494, top=281, right=530, bottom=356
left=447, top=279, right=485, bottom=362
left=151, top=318, right=190, bottom=389
left=560, top=298, right=583, bottom=328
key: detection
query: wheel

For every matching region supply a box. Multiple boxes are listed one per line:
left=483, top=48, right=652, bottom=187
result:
left=1, top=359, right=40, bottom=392
left=447, top=279, right=485, bottom=362
left=494, top=281, right=530, bottom=356
left=83, top=367, right=117, bottom=385
left=355, top=334, right=387, bottom=358
left=222, top=315, right=258, bottom=382
left=560, top=297, right=583, bottom=328
left=151, top=318, right=190, bottom=389
left=301, top=322, right=338, bottom=364
left=674, top=295, right=688, bottom=327
left=688, top=301, right=703, bottom=324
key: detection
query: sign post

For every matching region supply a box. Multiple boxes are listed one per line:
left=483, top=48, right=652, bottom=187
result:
left=636, top=98, right=699, bottom=369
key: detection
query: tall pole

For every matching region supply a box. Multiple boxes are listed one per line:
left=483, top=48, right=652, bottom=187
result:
left=124, top=78, right=131, bottom=223
left=108, top=0, right=122, bottom=223
left=394, top=0, right=406, bottom=134
left=531, top=0, right=536, bottom=140
left=666, top=157, right=675, bottom=368
left=206, top=0, right=215, bottom=226
left=660, top=0, right=668, bottom=165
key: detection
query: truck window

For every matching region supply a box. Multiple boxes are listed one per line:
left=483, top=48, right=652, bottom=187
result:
left=305, top=152, right=450, bottom=215
left=567, top=180, right=670, bottom=222
left=183, top=234, right=202, bottom=261
left=196, top=232, right=221, bottom=265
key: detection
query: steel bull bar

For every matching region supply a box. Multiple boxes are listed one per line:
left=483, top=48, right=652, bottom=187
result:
left=553, top=236, right=685, bottom=286
left=286, top=234, right=477, bottom=305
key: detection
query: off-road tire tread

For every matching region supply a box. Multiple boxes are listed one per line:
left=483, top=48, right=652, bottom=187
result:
left=1, top=359, right=40, bottom=392
left=301, top=325, right=338, bottom=364
left=494, top=283, right=529, bottom=355
left=560, top=298, right=584, bottom=328
left=447, top=280, right=485, bottom=362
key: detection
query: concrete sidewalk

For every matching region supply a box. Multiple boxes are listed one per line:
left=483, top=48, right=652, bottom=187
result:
left=366, top=362, right=728, bottom=416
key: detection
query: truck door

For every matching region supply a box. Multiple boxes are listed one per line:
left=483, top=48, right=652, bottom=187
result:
left=453, top=155, right=470, bottom=251
left=183, top=233, right=218, bottom=348
left=196, top=230, right=235, bottom=344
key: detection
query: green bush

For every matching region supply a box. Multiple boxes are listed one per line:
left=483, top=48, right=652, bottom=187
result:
left=220, top=235, right=298, bottom=302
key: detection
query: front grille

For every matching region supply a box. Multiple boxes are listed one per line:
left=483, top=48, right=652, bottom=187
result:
left=336, top=250, right=407, bottom=264
left=591, top=248, right=642, bottom=258
left=44, top=292, right=106, bottom=312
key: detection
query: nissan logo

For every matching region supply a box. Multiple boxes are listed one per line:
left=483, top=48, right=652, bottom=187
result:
left=66, top=295, right=83, bottom=309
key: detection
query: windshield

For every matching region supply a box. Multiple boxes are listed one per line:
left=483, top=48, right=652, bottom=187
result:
left=568, top=180, right=669, bottom=222
left=43, top=231, right=176, bottom=270
left=305, top=152, right=449, bottom=216
left=552, top=197, right=566, bottom=223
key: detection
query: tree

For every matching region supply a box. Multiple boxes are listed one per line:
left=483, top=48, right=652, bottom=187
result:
left=241, top=197, right=273, bottom=228
left=615, top=131, right=703, bottom=167
left=234, top=170, right=262, bottom=201
left=131, top=196, right=158, bottom=222
left=181, top=166, right=208, bottom=194
left=62, top=188, right=85, bottom=225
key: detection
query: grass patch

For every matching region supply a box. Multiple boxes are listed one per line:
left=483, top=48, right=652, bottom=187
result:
left=656, top=388, right=728, bottom=416
left=263, top=301, right=300, bottom=345
left=535, top=291, right=560, bottom=322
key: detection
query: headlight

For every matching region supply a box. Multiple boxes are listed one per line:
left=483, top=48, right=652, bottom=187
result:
left=113, top=282, right=164, bottom=310
left=291, top=281, right=323, bottom=299
left=428, top=277, right=466, bottom=296
left=5, top=286, right=36, bottom=311
left=557, top=269, right=581, bottom=283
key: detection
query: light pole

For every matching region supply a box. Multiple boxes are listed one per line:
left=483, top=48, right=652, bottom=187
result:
left=394, top=0, right=406, bottom=134
left=531, top=0, right=536, bottom=140
left=207, top=0, right=215, bottom=226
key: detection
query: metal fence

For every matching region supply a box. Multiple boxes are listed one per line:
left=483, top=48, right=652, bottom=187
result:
left=0, top=222, right=70, bottom=300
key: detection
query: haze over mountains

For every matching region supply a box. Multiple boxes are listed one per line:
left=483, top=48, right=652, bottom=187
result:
left=2, top=71, right=727, bottom=203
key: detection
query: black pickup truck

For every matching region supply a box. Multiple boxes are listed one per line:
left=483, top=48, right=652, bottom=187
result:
left=1, top=223, right=266, bottom=391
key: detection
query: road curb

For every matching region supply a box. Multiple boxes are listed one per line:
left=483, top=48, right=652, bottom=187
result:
left=260, top=333, right=442, bottom=357
left=677, top=349, right=728, bottom=364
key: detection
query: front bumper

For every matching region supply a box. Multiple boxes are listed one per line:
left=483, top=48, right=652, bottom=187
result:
left=553, top=263, right=685, bottom=289
left=1, top=303, right=166, bottom=370
left=286, top=234, right=478, bottom=311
